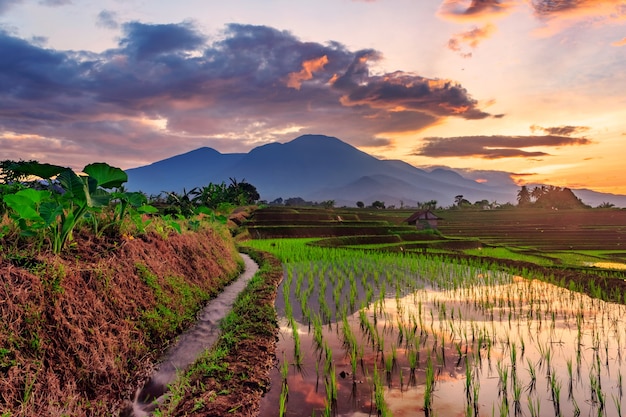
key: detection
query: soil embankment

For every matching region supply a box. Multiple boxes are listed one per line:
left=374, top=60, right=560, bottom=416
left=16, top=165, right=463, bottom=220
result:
left=0, top=225, right=242, bottom=416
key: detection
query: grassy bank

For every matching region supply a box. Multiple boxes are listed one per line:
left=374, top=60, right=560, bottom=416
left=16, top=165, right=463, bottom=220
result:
left=0, top=222, right=242, bottom=416
left=147, top=248, right=283, bottom=416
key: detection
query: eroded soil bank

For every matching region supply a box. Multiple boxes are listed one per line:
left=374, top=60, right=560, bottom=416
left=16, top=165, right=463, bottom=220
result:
left=0, top=225, right=243, bottom=416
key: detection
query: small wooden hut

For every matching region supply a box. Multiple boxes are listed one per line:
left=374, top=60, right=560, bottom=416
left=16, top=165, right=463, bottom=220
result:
left=404, top=210, right=441, bottom=230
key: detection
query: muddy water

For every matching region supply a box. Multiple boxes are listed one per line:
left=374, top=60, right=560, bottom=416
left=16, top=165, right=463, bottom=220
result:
left=129, top=254, right=258, bottom=416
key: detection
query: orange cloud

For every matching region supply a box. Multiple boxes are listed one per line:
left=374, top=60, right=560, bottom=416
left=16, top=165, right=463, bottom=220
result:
left=531, top=0, right=626, bottom=37
left=438, top=0, right=516, bottom=22
left=612, top=37, right=626, bottom=46
left=447, top=23, right=496, bottom=56
left=286, top=55, right=329, bottom=90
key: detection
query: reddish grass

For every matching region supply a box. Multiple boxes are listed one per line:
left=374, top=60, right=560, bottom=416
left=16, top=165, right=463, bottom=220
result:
left=0, top=225, right=241, bottom=416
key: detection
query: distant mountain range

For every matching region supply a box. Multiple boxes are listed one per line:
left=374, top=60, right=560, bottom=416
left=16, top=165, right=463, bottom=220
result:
left=126, top=134, right=626, bottom=208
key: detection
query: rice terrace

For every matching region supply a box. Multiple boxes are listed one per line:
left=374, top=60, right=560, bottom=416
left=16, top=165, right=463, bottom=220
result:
left=242, top=206, right=626, bottom=417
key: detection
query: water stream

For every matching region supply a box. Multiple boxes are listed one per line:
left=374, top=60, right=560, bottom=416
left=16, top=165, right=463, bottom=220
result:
left=128, top=253, right=258, bottom=416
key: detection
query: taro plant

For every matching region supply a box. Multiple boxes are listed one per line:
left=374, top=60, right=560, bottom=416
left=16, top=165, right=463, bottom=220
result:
left=2, top=161, right=130, bottom=253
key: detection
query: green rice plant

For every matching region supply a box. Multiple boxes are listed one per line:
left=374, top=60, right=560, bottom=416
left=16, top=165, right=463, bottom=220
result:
left=424, top=355, right=435, bottom=415
left=613, top=393, right=622, bottom=417
left=372, top=364, right=390, bottom=417
left=324, top=365, right=338, bottom=408
left=280, top=353, right=289, bottom=381
left=566, top=358, right=573, bottom=398
left=527, top=395, right=540, bottom=417
left=496, top=360, right=508, bottom=397
left=279, top=382, right=288, bottom=417
left=549, top=369, right=561, bottom=416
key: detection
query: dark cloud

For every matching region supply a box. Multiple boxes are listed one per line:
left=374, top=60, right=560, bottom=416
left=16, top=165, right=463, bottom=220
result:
left=334, top=63, right=490, bottom=119
left=530, top=124, right=590, bottom=136
left=96, top=10, right=119, bottom=30
left=438, top=0, right=515, bottom=21
left=119, top=21, right=206, bottom=60
left=415, top=134, right=591, bottom=159
left=0, top=22, right=491, bottom=168
left=531, top=0, right=602, bottom=15
left=530, top=0, right=626, bottom=22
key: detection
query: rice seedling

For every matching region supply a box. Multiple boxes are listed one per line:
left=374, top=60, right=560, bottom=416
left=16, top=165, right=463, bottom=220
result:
left=244, top=237, right=626, bottom=417
left=527, top=395, right=540, bottom=417
left=424, top=355, right=435, bottom=415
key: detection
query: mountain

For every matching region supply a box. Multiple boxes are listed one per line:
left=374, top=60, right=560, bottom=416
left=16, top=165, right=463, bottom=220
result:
left=125, top=134, right=625, bottom=208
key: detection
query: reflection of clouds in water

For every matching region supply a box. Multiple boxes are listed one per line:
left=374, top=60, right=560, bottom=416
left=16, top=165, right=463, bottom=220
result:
left=266, top=246, right=626, bottom=416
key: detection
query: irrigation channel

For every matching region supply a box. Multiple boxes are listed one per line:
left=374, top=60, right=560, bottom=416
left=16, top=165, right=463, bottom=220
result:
left=128, top=254, right=258, bottom=416
left=248, top=239, right=626, bottom=417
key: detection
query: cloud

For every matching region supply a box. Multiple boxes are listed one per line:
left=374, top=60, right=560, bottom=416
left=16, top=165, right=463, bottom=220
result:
left=286, top=55, right=329, bottom=90
left=0, top=0, right=22, bottom=14
left=96, top=10, right=119, bottom=30
left=530, top=125, right=590, bottom=136
left=415, top=134, right=592, bottom=159
left=447, top=23, right=496, bottom=56
left=613, top=37, right=626, bottom=46
left=119, top=21, right=207, bottom=60
left=438, top=0, right=516, bottom=22
left=531, top=0, right=622, bottom=17
left=531, top=0, right=626, bottom=37
left=332, top=51, right=490, bottom=119
left=38, top=0, right=71, bottom=5
left=0, top=23, right=492, bottom=168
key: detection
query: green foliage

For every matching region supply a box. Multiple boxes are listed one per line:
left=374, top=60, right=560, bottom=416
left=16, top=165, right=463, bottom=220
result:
left=1, top=162, right=133, bottom=253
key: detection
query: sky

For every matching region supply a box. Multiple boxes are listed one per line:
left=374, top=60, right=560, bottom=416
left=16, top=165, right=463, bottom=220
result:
left=1, top=0, right=625, bottom=194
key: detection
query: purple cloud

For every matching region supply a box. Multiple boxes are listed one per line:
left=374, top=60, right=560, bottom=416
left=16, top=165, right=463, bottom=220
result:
left=0, top=23, right=491, bottom=168
left=416, top=134, right=592, bottom=159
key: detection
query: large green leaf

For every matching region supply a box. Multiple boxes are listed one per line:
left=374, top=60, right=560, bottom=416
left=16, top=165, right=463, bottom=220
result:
left=39, top=201, right=64, bottom=226
left=9, top=161, right=66, bottom=180
left=3, top=193, right=42, bottom=221
left=83, top=163, right=127, bottom=189
left=57, top=169, right=88, bottom=205
left=90, top=187, right=112, bottom=207
left=2, top=189, right=52, bottom=221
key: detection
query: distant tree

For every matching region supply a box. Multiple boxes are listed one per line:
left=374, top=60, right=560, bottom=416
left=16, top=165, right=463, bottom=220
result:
left=474, top=199, right=490, bottom=208
left=531, top=186, right=545, bottom=202
left=356, top=201, right=364, bottom=208
left=418, top=200, right=438, bottom=210
left=517, top=186, right=531, bottom=207
left=453, top=195, right=471, bottom=208
left=534, top=187, right=588, bottom=209
left=285, top=197, right=307, bottom=206
left=270, top=197, right=284, bottom=206
left=597, top=202, right=615, bottom=209
left=320, top=200, right=335, bottom=209
left=370, top=200, right=385, bottom=209
left=227, top=177, right=259, bottom=205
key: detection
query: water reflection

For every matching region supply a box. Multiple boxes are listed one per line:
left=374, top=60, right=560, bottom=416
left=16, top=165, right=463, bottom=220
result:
left=260, top=256, right=626, bottom=416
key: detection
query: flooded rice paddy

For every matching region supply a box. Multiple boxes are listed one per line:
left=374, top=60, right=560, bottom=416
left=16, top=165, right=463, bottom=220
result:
left=247, top=239, right=626, bottom=417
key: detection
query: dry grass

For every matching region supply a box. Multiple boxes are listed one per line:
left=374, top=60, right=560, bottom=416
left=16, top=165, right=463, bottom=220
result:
left=0, top=223, right=241, bottom=416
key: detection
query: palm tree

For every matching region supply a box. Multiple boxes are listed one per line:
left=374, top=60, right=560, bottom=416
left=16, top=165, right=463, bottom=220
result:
left=530, top=186, right=544, bottom=202
left=517, top=186, right=531, bottom=207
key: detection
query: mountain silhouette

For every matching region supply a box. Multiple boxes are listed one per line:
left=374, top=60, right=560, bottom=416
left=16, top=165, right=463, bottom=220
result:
left=125, top=134, right=626, bottom=207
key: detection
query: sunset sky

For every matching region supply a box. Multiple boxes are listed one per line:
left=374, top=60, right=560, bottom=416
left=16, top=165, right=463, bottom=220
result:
left=1, top=0, right=625, bottom=194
